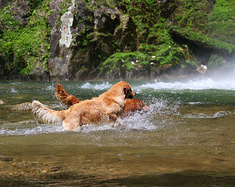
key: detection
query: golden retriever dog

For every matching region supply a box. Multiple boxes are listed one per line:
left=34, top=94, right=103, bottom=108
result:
left=55, top=83, right=149, bottom=117
left=121, top=98, right=149, bottom=117
left=32, top=81, right=136, bottom=131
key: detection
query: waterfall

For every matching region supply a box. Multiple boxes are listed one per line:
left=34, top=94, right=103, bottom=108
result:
left=59, top=0, right=76, bottom=48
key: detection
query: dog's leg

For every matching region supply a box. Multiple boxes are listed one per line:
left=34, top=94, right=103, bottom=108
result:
left=114, top=117, right=124, bottom=127
left=108, top=114, right=124, bottom=128
left=62, top=115, right=82, bottom=131
left=62, top=119, right=76, bottom=131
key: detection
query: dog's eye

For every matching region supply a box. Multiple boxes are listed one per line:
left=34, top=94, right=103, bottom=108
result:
left=124, top=88, right=129, bottom=93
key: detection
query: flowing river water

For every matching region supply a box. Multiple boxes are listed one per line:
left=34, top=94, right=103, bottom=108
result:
left=0, top=75, right=235, bottom=186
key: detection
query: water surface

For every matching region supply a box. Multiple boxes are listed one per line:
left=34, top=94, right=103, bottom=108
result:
left=0, top=77, right=235, bottom=186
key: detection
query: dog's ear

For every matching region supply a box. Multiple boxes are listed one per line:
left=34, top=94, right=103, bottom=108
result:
left=123, top=87, right=130, bottom=95
left=123, top=87, right=128, bottom=98
left=124, top=87, right=134, bottom=99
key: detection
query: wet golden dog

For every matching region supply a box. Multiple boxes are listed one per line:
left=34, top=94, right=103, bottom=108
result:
left=55, top=83, right=149, bottom=117
left=121, top=98, right=149, bottom=117
left=32, top=81, right=136, bottom=131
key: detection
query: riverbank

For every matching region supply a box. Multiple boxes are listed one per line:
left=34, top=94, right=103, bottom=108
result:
left=0, top=0, right=234, bottom=81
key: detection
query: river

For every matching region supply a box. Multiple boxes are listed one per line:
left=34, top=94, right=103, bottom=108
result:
left=0, top=75, right=235, bottom=186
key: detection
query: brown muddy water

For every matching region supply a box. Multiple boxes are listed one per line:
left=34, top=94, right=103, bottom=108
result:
left=0, top=78, right=235, bottom=186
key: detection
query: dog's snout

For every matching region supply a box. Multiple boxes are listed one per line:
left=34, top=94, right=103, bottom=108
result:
left=128, top=90, right=136, bottom=99
left=132, top=91, right=136, bottom=96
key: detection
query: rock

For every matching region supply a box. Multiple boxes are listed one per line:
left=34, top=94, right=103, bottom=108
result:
left=0, top=0, right=30, bottom=28
left=197, top=65, right=207, bottom=74
left=48, top=0, right=137, bottom=80
left=0, top=56, right=8, bottom=80
left=0, top=99, right=4, bottom=104
left=114, top=14, right=137, bottom=52
left=0, top=0, right=31, bottom=80
left=150, top=64, right=173, bottom=78
left=0, top=156, right=13, bottom=162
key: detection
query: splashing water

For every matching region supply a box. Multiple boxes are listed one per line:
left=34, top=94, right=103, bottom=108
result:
left=135, top=77, right=235, bottom=93
left=1, top=78, right=235, bottom=185
left=0, top=74, right=235, bottom=136
left=80, top=82, right=113, bottom=90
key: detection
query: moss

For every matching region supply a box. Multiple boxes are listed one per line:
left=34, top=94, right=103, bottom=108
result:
left=101, top=51, right=155, bottom=75
left=171, top=0, right=235, bottom=48
left=0, top=0, right=51, bottom=75
left=102, top=52, right=142, bottom=75
left=208, top=54, right=234, bottom=69
left=56, top=0, right=71, bottom=27
left=112, top=0, right=234, bottom=70
left=171, top=27, right=235, bottom=53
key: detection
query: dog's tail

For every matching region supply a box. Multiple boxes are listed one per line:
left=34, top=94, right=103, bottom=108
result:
left=55, top=83, right=80, bottom=106
left=32, top=100, right=66, bottom=124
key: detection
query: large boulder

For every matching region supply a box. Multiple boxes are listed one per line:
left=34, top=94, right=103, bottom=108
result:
left=48, top=0, right=137, bottom=80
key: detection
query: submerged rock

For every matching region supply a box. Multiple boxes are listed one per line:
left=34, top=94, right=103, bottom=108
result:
left=0, top=156, right=13, bottom=162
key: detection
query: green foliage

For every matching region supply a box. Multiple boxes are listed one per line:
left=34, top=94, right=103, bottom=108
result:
left=210, top=0, right=231, bottom=20
left=101, top=52, right=149, bottom=74
left=171, top=27, right=235, bottom=53
left=151, top=44, right=186, bottom=66
left=174, top=0, right=210, bottom=30
left=207, top=0, right=235, bottom=44
left=0, top=6, right=21, bottom=30
left=208, top=53, right=235, bottom=69
left=0, top=0, right=51, bottom=75
left=208, top=54, right=225, bottom=67
left=1, top=0, right=234, bottom=78
left=173, top=0, right=235, bottom=46
left=28, top=0, right=43, bottom=11
left=48, top=9, right=54, bottom=16
left=104, top=0, right=186, bottom=71
left=116, top=0, right=235, bottom=72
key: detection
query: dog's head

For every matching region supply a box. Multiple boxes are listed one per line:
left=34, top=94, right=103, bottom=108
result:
left=124, top=86, right=136, bottom=99
left=124, top=99, right=149, bottom=113
left=119, top=81, right=136, bottom=99
left=108, top=81, right=136, bottom=100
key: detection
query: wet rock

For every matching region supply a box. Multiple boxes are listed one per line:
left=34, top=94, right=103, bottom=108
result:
left=0, top=0, right=12, bottom=9
left=0, top=99, right=4, bottom=104
left=196, top=65, right=207, bottom=74
left=48, top=0, right=137, bottom=80
left=0, top=56, right=9, bottom=80
left=0, top=0, right=30, bottom=28
left=50, top=166, right=61, bottom=172
left=150, top=64, right=173, bottom=78
left=106, top=68, right=149, bottom=80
